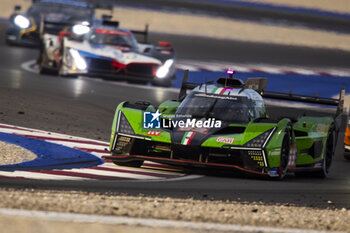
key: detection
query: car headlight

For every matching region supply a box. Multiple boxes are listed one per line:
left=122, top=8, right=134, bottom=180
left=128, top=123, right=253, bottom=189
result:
left=69, top=48, right=87, bottom=70
left=118, top=112, right=135, bottom=135
left=72, top=24, right=90, bottom=35
left=81, top=21, right=90, bottom=26
left=244, top=128, right=275, bottom=148
left=14, top=15, right=30, bottom=29
left=156, top=59, right=174, bottom=79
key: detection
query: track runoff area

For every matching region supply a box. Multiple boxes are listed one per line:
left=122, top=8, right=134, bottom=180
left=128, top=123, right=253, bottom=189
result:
left=0, top=123, right=200, bottom=181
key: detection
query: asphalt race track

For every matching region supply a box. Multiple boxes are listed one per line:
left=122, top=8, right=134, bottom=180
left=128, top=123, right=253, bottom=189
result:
left=0, top=22, right=350, bottom=209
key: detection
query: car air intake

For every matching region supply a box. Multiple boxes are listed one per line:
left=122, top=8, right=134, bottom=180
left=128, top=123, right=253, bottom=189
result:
left=213, top=126, right=246, bottom=135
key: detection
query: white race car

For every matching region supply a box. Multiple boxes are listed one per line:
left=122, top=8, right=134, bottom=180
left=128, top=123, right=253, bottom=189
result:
left=38, top=20, right=176, bottom=86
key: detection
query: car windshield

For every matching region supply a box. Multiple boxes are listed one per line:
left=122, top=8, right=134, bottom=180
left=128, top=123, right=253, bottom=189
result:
left=28, top=2, right=93, bottom=20
left=88, top=29, right=138, bottom=50
left=176, top=92, right=258, bottom=123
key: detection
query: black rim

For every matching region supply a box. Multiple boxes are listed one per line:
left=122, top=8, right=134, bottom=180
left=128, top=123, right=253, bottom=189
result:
left=325, top=128, right=334, bottom=173
left=280, top=131, right=290, bottom=175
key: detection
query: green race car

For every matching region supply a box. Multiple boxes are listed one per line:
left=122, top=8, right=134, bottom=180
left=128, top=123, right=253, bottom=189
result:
left=104, top=70, right=346, bottom=178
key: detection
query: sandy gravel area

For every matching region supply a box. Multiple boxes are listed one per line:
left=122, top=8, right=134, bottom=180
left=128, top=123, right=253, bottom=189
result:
left=243, top=0, right=350, bottom=14
left=0, top=188, right=349, bottom=232
left=0, top=0, right=32, bottom=18
left=0, top=214, right=197, bottom=233
left=0, top=141, right=37, bottom=165
left=112, top=7, right=350, bottom=52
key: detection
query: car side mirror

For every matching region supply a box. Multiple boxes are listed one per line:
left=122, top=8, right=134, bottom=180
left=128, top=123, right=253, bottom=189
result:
left=14, top=5, right=21, bottom=12
left=143, top=47, right=151, bottom=53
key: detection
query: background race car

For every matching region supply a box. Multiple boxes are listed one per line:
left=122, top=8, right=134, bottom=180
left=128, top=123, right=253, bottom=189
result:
left=345, top=120, right=350, bottom=160
left=104, top=70, right=346, bottom=179
left=7, top=0, right=94, bottom=47
left=38, top=19, right=176, bottom=87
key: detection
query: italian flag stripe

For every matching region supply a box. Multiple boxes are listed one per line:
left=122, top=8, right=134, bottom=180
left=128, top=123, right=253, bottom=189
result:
left=219, top=88, right=227, bottom=95
left=211, top=87, right=219, bottom=94
left=181, top=131, right=195, bottom=145
left=215, top=87, right=223, bottom=94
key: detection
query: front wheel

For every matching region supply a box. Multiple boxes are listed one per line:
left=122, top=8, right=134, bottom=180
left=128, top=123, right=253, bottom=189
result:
left=278, top=129, right=291, bottom=179
left=38, top=51, right=51, bottom=75
left=314, top=125, right=335, bottom=178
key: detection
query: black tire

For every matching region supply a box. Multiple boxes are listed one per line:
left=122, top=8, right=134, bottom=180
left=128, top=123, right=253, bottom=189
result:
left=314, top=125, right=335, bottom=178
left=38, top=50, right=51, bottom=75
left=113, top=160, right=144, bottom=168
left=345, top=149, right=350, bottom=160
left=6, top=39, right=14, bottom=46
left=278, top=129, right=291, bottom=179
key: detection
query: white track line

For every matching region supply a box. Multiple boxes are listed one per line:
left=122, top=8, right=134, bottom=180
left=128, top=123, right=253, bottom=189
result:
left=0, top=171, right=89, bottom=180
left=21, top=60, right=37, bottom=74
left=0, top=208, right=344, bottom=233
left=68, top=168, right=162, bottom=180
left=21, top=59, right=350, bottom=77
left=0, top=123, right=107, bottom=145
left=103, top=163, right=182, bottom=176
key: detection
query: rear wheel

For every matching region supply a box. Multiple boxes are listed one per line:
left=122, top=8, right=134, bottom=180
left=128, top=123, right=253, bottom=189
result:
left=113, top=160, right=144, bottom=168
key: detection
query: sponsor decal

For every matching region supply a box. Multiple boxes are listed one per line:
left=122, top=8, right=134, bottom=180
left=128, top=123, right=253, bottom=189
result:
left=315, top=123, right=327, bottom=134
left=216, top=137, right=234, bottom=144
left=268, top=168, right=279, bottom=177
left=165, top=118, right=221, bottom=130
left=147, top=130, right=162, bottom=136
left=269, top=149, right=281, bottom=156
left=143, top=111, right=222, bottom=131
left=143, top=110, right=161, bottom=129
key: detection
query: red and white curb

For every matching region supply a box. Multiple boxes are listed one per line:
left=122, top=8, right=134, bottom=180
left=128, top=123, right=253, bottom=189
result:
left=0, top=123, right=200, bottom=181
left=0, top=208, right=344, bottom=233
left=21, top=59, right=350, bottom=77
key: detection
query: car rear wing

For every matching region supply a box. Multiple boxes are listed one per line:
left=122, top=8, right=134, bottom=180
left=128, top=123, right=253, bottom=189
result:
left=179, top=71, right=346, bottom=116
left=245, top=77, right=345, bottom=116
left=262, top=90, right=345, bottom=115
left=131, top=25, right=149, bottom=43
left=39, top=18, right=75, bottom=38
